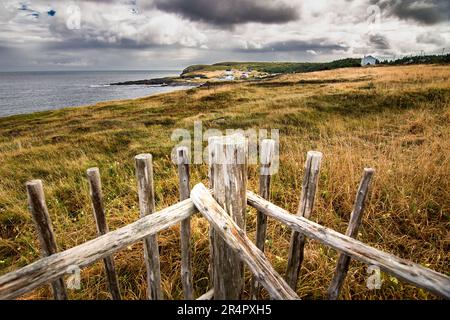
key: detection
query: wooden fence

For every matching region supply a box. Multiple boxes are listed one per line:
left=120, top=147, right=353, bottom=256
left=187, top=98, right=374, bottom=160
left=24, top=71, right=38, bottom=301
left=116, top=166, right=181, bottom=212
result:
left=0, top=134, right=449, bottom=300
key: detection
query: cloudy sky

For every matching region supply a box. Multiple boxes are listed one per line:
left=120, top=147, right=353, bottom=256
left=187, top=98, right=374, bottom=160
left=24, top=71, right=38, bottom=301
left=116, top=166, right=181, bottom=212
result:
left=0, top=0, right=449, bottom=71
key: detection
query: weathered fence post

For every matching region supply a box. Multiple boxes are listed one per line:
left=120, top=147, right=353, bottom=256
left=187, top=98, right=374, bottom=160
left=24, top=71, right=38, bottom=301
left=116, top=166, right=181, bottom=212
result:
left=250, top=139, right=276, bottom=299
left=135, top=154, right=163, bottom=300
left=87, top=168, right=121, bottom=300
left=26, top=180, right=68, bottom=300
left=210, top=134, right=248, bottom=299
left=285, top=151, right=323, bottom=290
left=206, top=136, right=220, bottom=293
left=176, top=147, right=194, bottom=299
left=327, top=168, right=375, bottom=299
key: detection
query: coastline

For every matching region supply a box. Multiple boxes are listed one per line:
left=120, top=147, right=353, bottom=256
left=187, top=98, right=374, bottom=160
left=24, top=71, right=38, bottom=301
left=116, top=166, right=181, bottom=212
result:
left=110, top=76, right=201, bottom=87
left=0, top=82, right=198, bottom=120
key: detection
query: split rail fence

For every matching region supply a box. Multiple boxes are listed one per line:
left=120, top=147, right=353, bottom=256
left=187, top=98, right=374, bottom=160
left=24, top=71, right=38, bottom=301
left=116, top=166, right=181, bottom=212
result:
left=0, top=134, right=449, bottom=300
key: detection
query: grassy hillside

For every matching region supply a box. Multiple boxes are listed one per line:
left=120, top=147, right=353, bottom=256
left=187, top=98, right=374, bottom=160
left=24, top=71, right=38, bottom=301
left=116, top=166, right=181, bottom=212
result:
left=182, top=55, right=450, bottom=78
left=182, top=58, right=361, bottom=76
left=0, top=65, right=449, bottom=300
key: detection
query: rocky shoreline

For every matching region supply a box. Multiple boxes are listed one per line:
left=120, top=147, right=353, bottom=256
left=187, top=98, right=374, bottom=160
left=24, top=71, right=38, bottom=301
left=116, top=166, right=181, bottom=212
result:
left=110, top=77, right=200, bottom=87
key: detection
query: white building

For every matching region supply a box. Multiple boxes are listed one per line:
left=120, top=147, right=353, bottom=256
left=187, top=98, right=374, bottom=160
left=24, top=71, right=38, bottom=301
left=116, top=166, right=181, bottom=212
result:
left=361, top=55, right=378, bottom=66
left=241, top=72, right=249, bottom=79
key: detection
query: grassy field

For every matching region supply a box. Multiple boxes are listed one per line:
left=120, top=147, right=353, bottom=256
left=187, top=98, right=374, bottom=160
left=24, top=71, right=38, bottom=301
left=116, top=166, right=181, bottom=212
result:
left=0, top=64, right=449, bottom=300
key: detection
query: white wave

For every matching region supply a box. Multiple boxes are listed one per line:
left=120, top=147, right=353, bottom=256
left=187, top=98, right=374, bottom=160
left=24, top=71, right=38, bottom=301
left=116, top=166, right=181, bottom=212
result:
left=89, top=84, right=111, bottom=88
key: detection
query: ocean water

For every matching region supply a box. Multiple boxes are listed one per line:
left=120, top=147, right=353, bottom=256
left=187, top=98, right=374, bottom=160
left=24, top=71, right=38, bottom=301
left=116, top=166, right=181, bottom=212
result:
left=0, top=70, right=192, bottom=118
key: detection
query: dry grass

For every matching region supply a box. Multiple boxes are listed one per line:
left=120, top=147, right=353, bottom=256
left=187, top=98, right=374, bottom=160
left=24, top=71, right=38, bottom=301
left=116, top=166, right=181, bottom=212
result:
left=0, top=64, right=449, bottom=300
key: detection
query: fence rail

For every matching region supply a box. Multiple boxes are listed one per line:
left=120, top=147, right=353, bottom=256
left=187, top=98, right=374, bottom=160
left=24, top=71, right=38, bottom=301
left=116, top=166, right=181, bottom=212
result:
left=0, top=199, right=196, bottom=300
left=0, top=135, right=449, bottom=300
left=246, top=191, right=450, bottom=298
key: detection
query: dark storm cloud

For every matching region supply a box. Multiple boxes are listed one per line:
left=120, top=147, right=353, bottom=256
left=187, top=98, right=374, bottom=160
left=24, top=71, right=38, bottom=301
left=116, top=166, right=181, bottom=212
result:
left=371, top=0, right=450, bottom=25
left=45, top=39, right=153, bottom=50
left=46, top=21, right=162, bottom=51
left=152, top=0, right=299, bottom=26
left=368, top=34, right=390, bottom=49
left=416, top=32, right=446, bottom=45
left=237, top=39, right=348, bottom=53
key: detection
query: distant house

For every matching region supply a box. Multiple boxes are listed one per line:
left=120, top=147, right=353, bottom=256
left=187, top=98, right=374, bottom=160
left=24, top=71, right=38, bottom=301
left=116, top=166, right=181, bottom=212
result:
left=361, top=55, right=378, bottom=66
left=221, top=70, right=235, bottom=81
left=240, top=72, right=249, bottom=79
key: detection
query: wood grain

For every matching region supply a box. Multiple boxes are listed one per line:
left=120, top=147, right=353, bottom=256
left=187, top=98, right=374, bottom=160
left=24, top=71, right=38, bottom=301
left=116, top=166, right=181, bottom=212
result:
left=87, top=168, right=121, bottom=300
left=250, top=139, right=276, bottom=299
left=285, top=151, right=323, bottom=290
left=210, top=134, right=248, bottom=299
left=191, top=183, right=299, bottom=300
left=207, top=136, right=219, bottom=290
left=327, top=168, right=375, bottom=299
left=247, top=190, right=450, bottom=299
left=135, top=154, right=163, bottom=300
left=0, top=198, right=196, bottom=300
left=176, top=147, right=194, bottom=299
left=26, top=180, right=68, bottom=300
